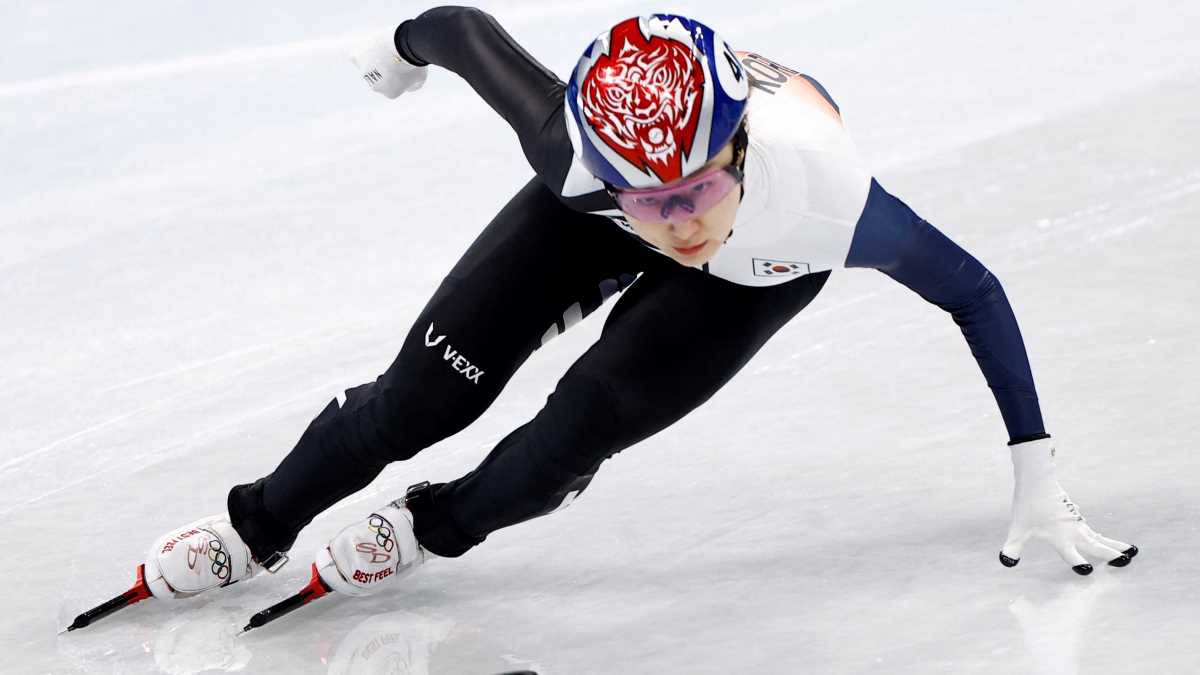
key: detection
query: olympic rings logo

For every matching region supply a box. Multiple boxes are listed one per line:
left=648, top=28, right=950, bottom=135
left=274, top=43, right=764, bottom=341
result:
left=208, top=539, right=231, bottom=580
left=367, top=514, right=395, bottom=553
left=184, top=537, right=232, bottom=580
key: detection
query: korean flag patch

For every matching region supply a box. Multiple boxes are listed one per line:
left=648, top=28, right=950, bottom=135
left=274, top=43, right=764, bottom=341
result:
left=753, top=258, right=810, bottom=277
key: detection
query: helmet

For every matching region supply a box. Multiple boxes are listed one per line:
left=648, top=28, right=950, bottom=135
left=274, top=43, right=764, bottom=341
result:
left=565, top=14, right=749, bottom=190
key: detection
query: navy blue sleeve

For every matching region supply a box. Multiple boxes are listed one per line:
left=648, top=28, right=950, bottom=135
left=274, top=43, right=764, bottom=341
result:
left=845, top=179, right=1048, bottom=443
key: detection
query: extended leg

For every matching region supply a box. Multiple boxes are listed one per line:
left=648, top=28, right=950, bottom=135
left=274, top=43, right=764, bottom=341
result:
left=229, top=179, right=653, bottom=561
left=412, top=267, right=833, bottom=556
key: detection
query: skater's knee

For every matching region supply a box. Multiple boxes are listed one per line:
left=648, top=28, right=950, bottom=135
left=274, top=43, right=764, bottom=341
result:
left=324, top=381, right=416, bottom=462
left=539, top=371, right=627, bottom=471
left=365, top=348, right=506, bottom=462
left=333, top=374, right=491, bottom=463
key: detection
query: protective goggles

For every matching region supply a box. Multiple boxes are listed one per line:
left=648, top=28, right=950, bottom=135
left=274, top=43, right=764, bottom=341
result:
left=609, top=163, right=744, bottom=225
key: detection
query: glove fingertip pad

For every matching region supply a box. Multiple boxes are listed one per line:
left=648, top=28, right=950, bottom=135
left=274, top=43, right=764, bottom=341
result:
left=999, top=552, right=1020, bottom=567
left=1122, top=545, right=1139, bottom=559
left=1072, top=563, right=1094, bottom=576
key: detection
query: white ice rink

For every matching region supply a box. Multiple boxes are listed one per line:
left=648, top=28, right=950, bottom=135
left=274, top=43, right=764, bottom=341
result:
left=3, top=1, right=1198, bottom=673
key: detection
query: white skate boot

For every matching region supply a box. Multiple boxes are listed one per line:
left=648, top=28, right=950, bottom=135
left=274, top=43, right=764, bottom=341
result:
left=240, top=485, right=439, bottom=632
left=143, top=514, right=277, bottom=599
left=62, top=511, right=292, bottom=631
left=314, top=498, right=429, bottom=597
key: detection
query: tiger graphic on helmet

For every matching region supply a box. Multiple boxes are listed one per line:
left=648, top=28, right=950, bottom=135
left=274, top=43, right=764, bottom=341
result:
left=580, top=18, right=704, bottom=184
left=567, top=14, right=749, bottom=190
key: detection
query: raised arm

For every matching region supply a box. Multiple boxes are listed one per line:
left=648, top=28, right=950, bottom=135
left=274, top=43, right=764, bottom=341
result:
left=845, top=179, right=1047, bottom=445
left=394, top=6, right=574, bottom=188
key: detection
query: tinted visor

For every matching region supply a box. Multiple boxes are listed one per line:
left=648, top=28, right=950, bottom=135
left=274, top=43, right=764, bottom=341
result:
left=612, top=164, right=743, bottom=225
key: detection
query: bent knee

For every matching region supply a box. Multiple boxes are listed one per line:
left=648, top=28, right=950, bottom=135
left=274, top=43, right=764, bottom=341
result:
left=335, top=376, right=490, bottom=463
left=532, top=371, right=630, bottom=473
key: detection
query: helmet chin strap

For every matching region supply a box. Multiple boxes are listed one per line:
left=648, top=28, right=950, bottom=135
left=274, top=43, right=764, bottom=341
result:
left=732, top=120, right=749, bottom=167
left=725, top=119, right=749, bottom=244
left=733, top=120, right=749, bottom=202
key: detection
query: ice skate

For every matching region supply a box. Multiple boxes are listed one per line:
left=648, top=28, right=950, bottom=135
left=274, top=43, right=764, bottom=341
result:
left=138, top=479, right=297, bottom=599
left=61, top=510, right=283, bottom=632
left=142, top=514, right=266, bottom=599
left=242, top=485, right=432, bottom=632
left=61, top=484, right=298, bottom=632
left=313, top=496, right=429, bottom=597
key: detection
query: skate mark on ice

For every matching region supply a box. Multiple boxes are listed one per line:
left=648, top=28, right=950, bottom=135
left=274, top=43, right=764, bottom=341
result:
left=0, top=33, right=358, bottom=99
left=4, top=327, right=355, bottom=476
left=96, top=328, right=332, bottom=394
left=0, top=378, right=350, bottom=516
left=0, top=408, right=144, bottom=474
left=1146, top=170, right=1200, bottom=204
left=1087, top=216, right=1153, bottom=243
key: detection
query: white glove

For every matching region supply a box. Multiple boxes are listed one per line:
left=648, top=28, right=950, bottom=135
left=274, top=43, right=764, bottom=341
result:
left=1000, top=437, right=1137, bottom=575
left=349, top=28, right=428, bottom=99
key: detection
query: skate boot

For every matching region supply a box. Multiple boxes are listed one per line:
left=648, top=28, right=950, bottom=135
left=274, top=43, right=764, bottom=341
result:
left=62, top=485, right=295, bottom=630
left=241, top=483, right=445, bottom=632
left=314, top=497, right=429, bottom=597
left=143, top=480, right=293, bottom=598
left=143, top=514, right=265, bottom=599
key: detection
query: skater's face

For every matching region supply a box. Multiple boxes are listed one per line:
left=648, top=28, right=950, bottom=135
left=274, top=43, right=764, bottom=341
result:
left=620, top=141, right=740, bottom=267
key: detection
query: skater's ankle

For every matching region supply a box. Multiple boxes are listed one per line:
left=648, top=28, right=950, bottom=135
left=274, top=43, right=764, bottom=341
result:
left=404, top=482, right=485, bottom=558
left=228, top=479, right=297, bottom=569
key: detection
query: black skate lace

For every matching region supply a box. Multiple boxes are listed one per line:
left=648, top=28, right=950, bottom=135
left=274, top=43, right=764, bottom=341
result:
left=1061, top=496, right=1084, bottom=522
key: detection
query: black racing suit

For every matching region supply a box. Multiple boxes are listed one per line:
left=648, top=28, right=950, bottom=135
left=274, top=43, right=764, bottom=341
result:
left=228, top=7, right=1046, bottom=560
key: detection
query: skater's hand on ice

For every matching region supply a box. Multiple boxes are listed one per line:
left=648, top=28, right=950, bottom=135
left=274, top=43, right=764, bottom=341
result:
left=350, top=28, right=428, bottom=99
left=999, top=438, right=1137, bottom=575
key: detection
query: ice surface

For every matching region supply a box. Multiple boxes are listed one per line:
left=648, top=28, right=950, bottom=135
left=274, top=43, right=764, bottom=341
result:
left=2, top=1, right=1198, bottom=673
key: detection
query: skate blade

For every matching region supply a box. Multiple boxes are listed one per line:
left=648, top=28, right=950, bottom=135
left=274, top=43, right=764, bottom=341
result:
left=242, top=563, right=332, bottom=633
left=62, top=564, right=154, bottom=633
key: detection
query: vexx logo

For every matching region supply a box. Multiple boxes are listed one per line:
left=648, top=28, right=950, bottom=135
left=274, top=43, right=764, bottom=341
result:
left=424, top=323, right=484, bottom=384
